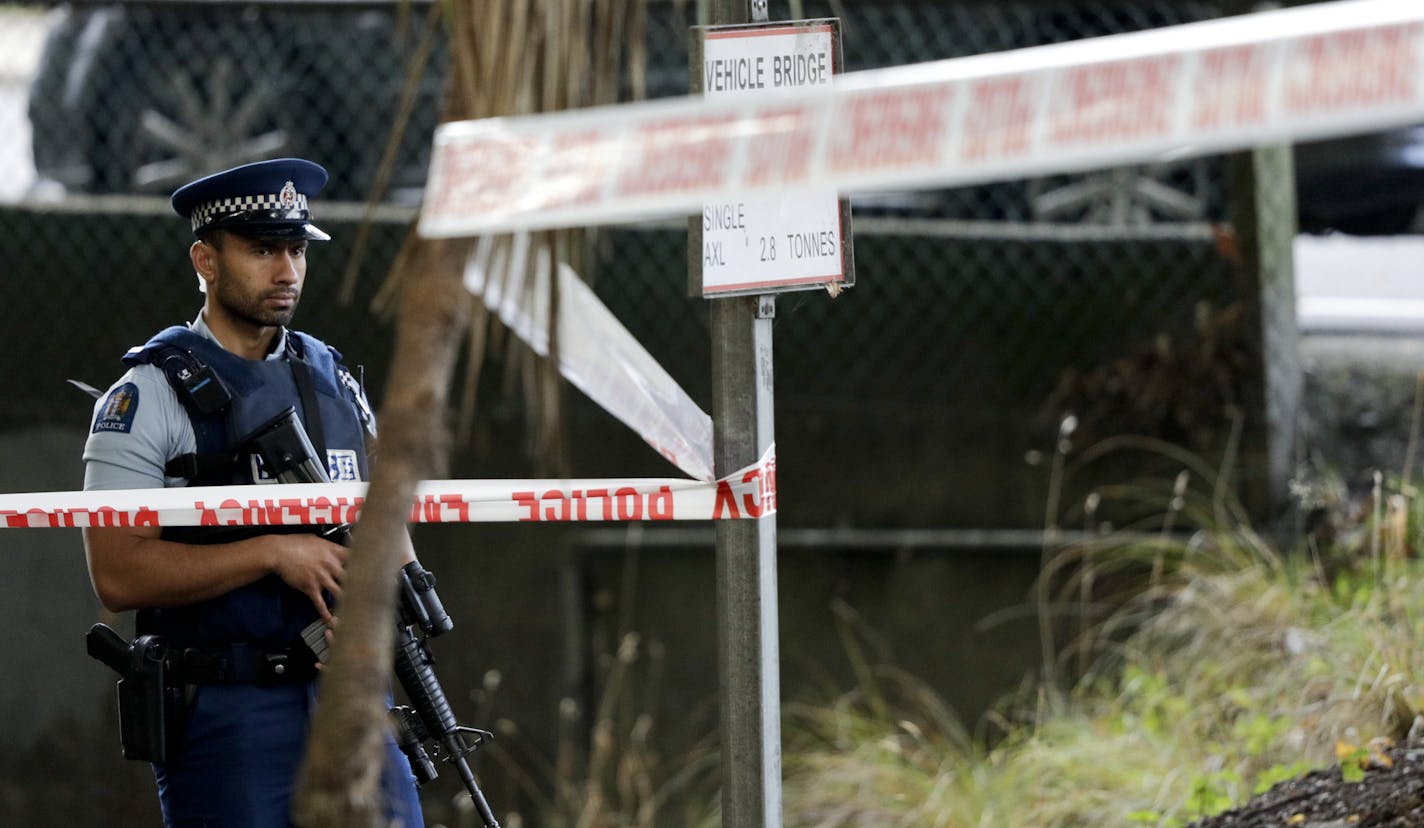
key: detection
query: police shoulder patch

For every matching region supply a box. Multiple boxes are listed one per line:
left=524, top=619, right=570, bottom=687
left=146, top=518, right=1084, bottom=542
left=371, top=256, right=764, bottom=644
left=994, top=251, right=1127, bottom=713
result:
left=93, top=382, right=140, bottom=434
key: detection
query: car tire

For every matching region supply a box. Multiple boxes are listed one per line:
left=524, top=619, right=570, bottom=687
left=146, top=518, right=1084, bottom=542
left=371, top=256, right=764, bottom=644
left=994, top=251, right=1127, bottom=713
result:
left=89, top=15, right=297, bottom=195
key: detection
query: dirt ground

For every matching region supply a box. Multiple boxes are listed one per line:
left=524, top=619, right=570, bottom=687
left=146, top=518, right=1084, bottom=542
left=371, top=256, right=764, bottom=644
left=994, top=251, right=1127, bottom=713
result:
left=1187, top=739, right=1424, bottom=828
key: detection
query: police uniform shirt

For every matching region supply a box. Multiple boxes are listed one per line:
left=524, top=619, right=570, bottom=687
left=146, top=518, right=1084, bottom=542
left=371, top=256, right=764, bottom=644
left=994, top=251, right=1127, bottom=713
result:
left=82, top=314, right=289, bottom=492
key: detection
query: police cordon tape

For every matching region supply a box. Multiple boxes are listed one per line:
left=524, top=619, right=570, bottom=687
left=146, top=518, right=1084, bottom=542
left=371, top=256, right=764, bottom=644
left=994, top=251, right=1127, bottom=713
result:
left=0, top=448, right=774, bottom=529
left=419, top=0, right=1424, bottom=236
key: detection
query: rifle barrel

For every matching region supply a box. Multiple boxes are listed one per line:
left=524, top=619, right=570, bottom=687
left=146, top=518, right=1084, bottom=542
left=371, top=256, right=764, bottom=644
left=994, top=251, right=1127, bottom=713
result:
left=444, top=735, right=500, bottom=828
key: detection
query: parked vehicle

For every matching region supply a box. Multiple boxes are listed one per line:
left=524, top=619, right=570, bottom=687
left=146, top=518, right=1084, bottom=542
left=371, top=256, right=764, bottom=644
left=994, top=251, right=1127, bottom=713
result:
left=1295, top=128, right=1424, bottom=236
left=26, top=0, right=1424, bottom=234
left=27, top=1, right=444, bottom=204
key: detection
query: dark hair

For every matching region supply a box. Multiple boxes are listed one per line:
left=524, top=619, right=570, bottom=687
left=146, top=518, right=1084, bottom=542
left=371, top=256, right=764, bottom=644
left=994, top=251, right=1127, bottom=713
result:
left=195, top=228, right=226, bottom=250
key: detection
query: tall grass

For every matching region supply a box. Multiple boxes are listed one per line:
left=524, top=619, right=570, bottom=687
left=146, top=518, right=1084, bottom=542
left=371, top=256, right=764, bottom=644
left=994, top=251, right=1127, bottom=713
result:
left=479, top=430, right=1424, bottom=826
left=780, top=435, right=1424, bottom=828
left=474, top=627, right=723, bottom=828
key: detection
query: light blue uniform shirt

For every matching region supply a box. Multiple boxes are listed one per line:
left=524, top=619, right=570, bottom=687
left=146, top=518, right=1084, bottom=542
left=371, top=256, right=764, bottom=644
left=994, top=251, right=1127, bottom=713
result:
left=82, top=315, right=288, bottom=492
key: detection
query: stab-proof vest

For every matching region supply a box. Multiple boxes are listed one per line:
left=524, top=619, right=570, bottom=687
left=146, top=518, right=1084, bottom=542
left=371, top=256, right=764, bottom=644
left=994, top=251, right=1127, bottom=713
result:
left=121, top=326, right=371, bottom=648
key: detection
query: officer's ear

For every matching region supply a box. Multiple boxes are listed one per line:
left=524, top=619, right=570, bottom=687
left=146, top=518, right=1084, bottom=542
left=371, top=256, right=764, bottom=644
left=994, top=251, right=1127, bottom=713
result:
left=191, top=237, right=219, bottom=289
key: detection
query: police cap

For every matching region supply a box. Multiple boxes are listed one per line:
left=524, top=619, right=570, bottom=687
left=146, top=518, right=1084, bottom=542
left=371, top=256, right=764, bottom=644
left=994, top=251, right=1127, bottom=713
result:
left=171, top=158, right=331, bottom=241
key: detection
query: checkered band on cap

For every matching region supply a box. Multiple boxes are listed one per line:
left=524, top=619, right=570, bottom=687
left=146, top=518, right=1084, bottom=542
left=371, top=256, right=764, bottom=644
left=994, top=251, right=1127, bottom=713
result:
left=190, top=190, right=310, bottom=232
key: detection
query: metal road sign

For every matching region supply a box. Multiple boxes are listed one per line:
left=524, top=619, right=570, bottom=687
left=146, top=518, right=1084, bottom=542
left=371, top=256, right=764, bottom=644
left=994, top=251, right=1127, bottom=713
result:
left=689, top=19, right=854, bottom=297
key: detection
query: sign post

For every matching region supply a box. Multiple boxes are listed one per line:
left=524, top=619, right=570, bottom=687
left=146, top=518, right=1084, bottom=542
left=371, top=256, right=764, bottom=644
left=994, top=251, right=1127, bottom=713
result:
left=692, top=5, right=850, bottom=827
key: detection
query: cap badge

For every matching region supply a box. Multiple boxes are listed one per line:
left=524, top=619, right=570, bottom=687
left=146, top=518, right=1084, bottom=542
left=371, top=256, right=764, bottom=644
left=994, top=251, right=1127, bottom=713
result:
left=279, top=180, right=298, bottom=209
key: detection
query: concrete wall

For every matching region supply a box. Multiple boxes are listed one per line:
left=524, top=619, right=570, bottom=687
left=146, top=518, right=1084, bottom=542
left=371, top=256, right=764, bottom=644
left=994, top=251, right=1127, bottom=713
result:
left=0, top=421, right=1048, bottom=824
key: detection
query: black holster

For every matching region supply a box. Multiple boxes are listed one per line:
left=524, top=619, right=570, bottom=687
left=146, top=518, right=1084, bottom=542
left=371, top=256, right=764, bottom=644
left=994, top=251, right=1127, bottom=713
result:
left=88, top=625, right=189, bottom=763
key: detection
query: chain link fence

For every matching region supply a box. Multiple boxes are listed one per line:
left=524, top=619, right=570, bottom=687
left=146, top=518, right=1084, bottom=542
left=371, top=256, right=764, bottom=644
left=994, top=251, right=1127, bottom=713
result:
left=0, top=0, right=1316, bottom=528
left=0, top=2, right=1343, bottom=823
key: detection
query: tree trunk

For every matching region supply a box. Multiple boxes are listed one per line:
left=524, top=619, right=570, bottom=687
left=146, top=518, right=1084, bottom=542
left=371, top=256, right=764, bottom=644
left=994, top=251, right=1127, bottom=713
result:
left=292, top=2, right=644, bottom=823
left=293, top=233, right=473, bottom=827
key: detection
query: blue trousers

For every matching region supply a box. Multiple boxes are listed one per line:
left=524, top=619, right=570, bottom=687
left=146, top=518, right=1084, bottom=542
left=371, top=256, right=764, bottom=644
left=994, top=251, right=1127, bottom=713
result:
left=153, top=682, right=424, bottom=827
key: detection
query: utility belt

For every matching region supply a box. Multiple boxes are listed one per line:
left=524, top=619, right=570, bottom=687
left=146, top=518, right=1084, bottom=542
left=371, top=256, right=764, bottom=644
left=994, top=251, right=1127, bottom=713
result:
left=86, top=624, right=317, bottom=763
left=169, top=640, right=319, bottom=685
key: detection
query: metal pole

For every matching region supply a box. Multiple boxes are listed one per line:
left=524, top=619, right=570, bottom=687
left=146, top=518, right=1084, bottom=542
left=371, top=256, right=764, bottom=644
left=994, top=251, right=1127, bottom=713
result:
left=708, top=1, right=779, bottom=821
left=711, top=294, right=780, bottom=828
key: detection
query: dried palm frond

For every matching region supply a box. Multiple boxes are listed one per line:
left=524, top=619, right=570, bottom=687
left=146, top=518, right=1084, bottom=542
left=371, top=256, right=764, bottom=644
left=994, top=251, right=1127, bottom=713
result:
left=295, top=4, right=648, bottom=826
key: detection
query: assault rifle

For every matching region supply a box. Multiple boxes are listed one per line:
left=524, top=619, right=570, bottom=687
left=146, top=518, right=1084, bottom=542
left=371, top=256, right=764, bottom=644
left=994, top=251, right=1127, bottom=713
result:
left=246, top=407, right=501, bottom=828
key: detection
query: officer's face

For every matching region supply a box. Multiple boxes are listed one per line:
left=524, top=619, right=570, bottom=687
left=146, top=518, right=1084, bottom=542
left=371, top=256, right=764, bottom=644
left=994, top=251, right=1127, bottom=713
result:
left=204, top=234, right=308, bottom=329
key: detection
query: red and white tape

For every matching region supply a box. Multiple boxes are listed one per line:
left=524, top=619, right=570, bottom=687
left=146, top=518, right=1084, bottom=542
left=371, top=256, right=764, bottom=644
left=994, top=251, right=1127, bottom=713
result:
left=0, top=448, right=775, bottom=529
left=419, top=0, right=1424, bottom=236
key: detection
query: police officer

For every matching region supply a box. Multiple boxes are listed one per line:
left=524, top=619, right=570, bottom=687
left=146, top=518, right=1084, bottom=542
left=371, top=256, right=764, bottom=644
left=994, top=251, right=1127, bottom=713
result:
left=81, top=158, right=424, bottom=826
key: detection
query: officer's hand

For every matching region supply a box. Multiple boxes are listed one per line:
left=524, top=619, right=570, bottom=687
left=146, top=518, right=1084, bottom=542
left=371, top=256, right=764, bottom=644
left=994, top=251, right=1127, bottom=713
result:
left=270, top=534, right=348, bottom=622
